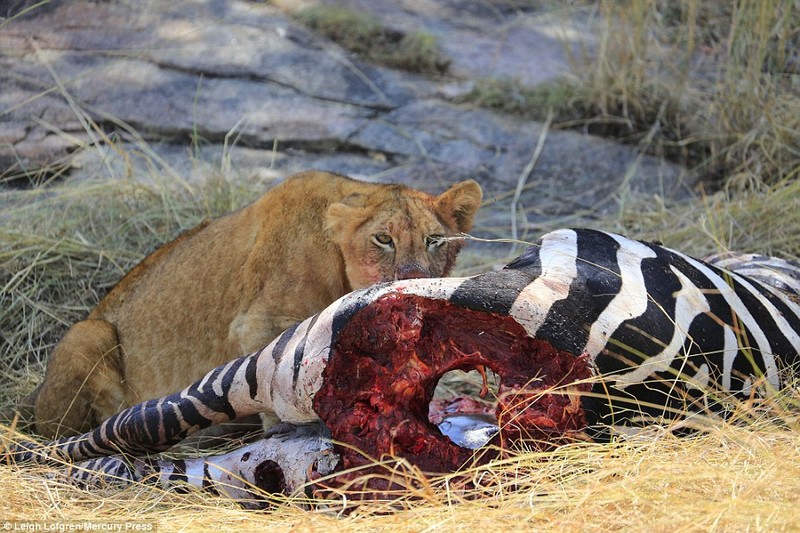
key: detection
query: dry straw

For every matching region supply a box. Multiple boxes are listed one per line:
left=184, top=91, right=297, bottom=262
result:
left=2, top=169, right=800, bottom=530
left=2, top=414, right=799, bottom=530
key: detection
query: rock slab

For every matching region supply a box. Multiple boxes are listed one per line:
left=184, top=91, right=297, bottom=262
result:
left=1, top=0, right=694, bottom=244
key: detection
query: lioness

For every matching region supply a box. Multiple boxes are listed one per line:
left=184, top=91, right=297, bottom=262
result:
left=25, top=171, right=483, bottom=438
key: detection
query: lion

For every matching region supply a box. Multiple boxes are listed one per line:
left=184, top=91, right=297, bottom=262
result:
left=16, top=171, right=483, bottom=438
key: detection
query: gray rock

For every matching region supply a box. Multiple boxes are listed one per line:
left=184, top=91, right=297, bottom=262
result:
left=349, top=99, right=692, bottom=201
left=313, top=0, right=598, bottom=86
left=1, top=0, right=694, bottom=241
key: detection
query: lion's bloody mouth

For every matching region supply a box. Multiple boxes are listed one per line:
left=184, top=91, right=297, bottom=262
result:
left=312, top=293, right=594, bottom=486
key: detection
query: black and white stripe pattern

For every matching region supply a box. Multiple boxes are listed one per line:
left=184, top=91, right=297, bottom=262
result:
left=510, top=230, right=800, bottom=429
left=8, top=229, right=800, bottom=492
left=66, top=425, right=337, bottom=508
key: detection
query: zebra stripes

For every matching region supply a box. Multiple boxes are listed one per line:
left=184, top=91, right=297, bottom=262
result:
left=68, top=424, right=338, bottom=509
left=7, top=228, right=800, bottom=501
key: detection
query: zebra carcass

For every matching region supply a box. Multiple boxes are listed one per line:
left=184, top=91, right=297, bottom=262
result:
left=6, top=229, right=800, bottom=507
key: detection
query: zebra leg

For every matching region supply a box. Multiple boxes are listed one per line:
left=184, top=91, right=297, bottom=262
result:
left=5, top=301, right=335, bottom=465
left=66, top=424, right=339, bottom=508
left=171, top=414, right=266, bottom=451
left=6, top=347, right=275, bottom=464
left=704, top=251, right=800, bottom=302
left=5, top=292, right=343, bottom=466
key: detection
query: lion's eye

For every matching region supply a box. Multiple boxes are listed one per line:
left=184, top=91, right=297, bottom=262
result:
left=426, top=235, right=445, bottom=249
left=373, top=233, right=394, bottom=248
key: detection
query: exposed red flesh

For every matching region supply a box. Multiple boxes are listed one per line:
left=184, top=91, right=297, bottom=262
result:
left=312, top=293, right=593, bottom=490
left=475, top=365, right=490, bottom=398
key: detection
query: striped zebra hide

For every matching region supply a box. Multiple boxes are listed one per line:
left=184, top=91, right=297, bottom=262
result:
left=7, top=229, right=800, bottom=507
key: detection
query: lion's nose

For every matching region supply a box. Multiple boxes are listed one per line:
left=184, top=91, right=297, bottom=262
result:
left=396, top=263, right=429, bottom=280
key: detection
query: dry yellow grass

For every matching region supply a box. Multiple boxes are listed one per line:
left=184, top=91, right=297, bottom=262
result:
left=613, top=178, right=800, bottom=260
left=2, top=418, right=799, bottom=531
left=2, top=171, right=800, bottom=530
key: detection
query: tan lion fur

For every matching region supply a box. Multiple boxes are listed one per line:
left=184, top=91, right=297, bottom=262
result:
left=26, top=171, right=483, bottom=438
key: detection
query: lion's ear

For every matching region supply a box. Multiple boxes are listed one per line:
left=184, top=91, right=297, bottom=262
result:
left=436, top=180, right=483, bottom=233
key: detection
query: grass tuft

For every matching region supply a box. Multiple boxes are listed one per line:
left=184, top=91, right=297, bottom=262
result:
left=455, top=78, right=582, bottom=122
left=613, top=177, right=800, bottom=260
left=295, top=6, right=450, bottom=74
left=584, top=0, right=800, bottom=188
